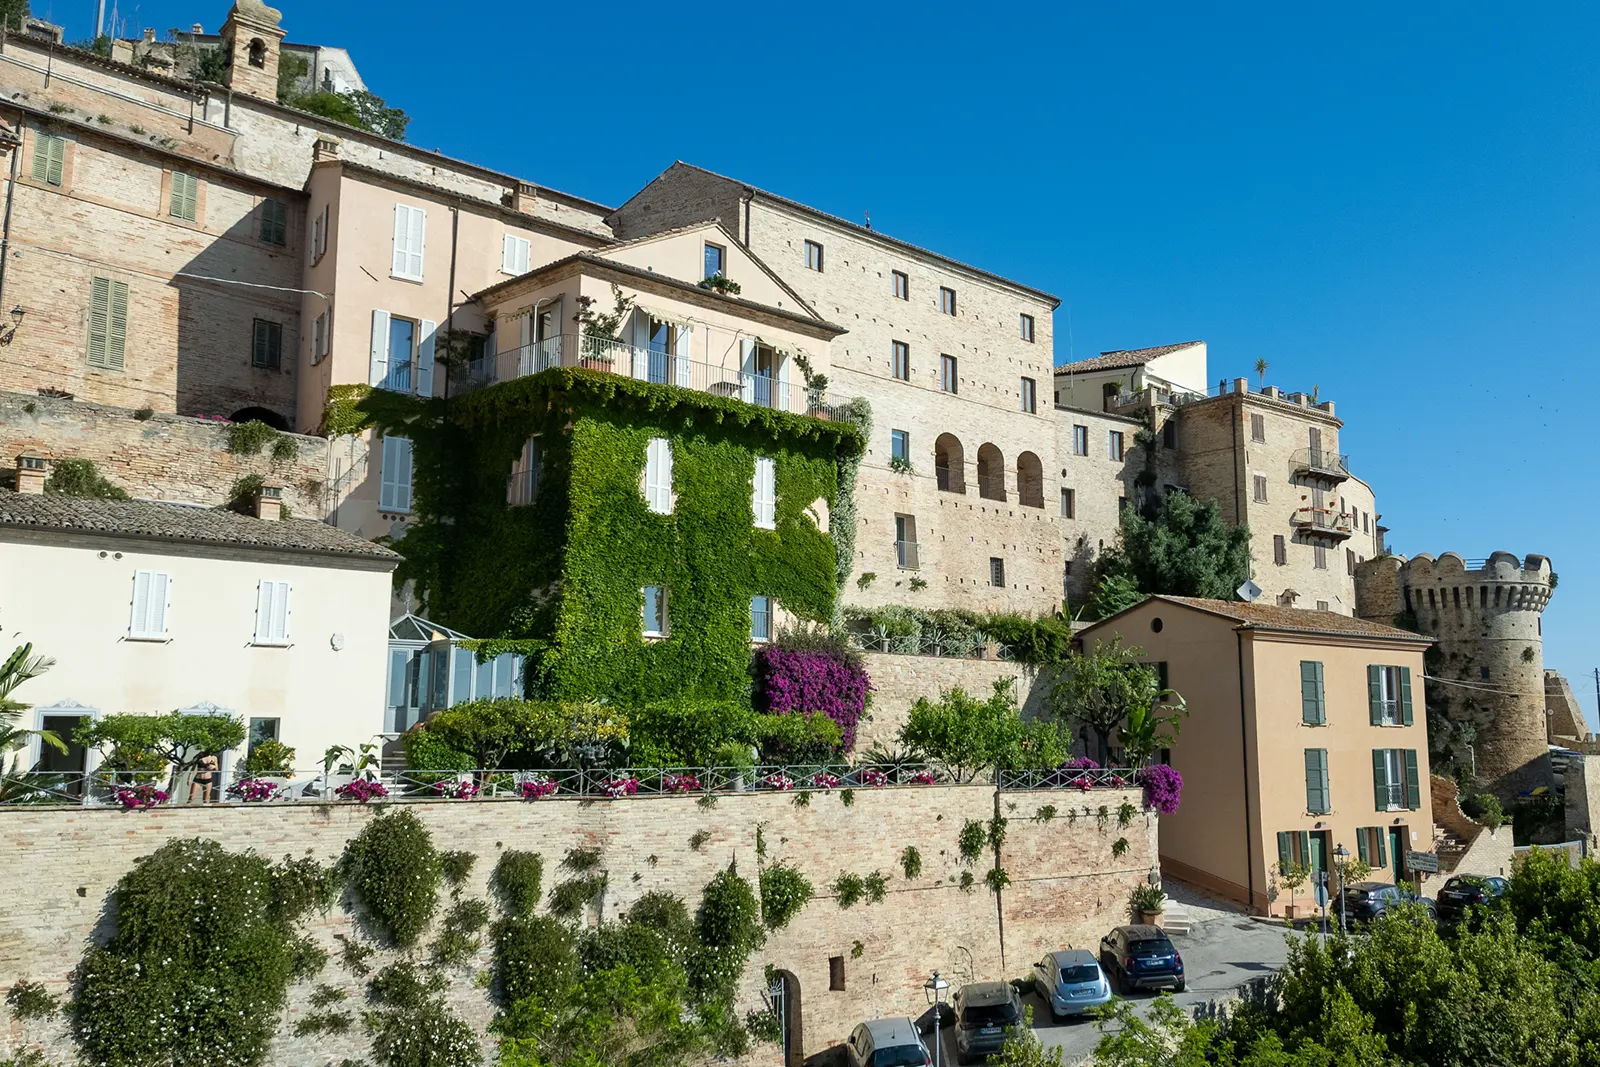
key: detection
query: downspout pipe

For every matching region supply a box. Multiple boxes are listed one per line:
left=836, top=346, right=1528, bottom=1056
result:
left=442, top=199, right=459, bottom=398
left=0, top=129, right=21, bottom=318
left=1236, top=629, right=1256, bottom=911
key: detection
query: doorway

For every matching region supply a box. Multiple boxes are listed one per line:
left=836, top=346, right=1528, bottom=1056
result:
left=1388, top=827, right=1406, bottom=883
left=37, top=713, right=88, bottom=796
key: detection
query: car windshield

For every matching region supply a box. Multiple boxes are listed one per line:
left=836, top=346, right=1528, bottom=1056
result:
left=1444, top=878, right=1483, bottom=892
left=1341, top=886, right=1375, bottom=900
left=962, top=1001, right=1020, bottom=1028
left=871, top=1044, right=928, bottom=1067
left=1128, top=939, right=1174, bottom=958
left=1061, top=964, right=1100, bottom=983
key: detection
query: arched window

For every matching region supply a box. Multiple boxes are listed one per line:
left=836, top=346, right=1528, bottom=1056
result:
left=976, top=443, right=1005, bottom=501
left=1017, top=451, right=1043, bottom=508
left=934, top=433, right=966, bottom=494
left=248, top=38, right=267, bottom=68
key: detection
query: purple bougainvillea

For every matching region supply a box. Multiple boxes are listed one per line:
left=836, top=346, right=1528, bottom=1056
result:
left=753, top=647, right=873, bottom=752
left=1138, top=764, right=1183, bottom=815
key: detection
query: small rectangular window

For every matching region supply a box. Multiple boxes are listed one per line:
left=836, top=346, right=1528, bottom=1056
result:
left=1162, top=421, right=1177, bottom=449
left=1118, top=496, right=1129, bottom=513
left=1020, top=377, right=1037, bottom=414
left=751, top=595, right=773, bottom=642
left=804, top=240, right=824, bottom=271
left=643, top=586, right=668, bottom=637
left=508, top=437, right=541, bottom=506
left=252, top=319, right=282, bottom=370
left=260, top=198, right=288, bottom=245
left=892, top=270, right=908, bottom=300
left=704, top=242, right=726, bottom=278
left=1314, top=544, right=1328, bottom=570
left=1250, top=413, right=1265, bottom=442
left=169, top=171, right=199, bottom=222
left=939, top=287, right=956, bottom=315
left=311, top=204, right=329, bottom=262
left=1109, top=431, right=1125, bottom=461
left=1073, top=425, right=1088, bottom=456
left=253, top=579, right=292, bottom=645
left=1364, top=512, right=1371, bottom=533
left=989, top=557, right=1005, bottom=587
left=1253, top=474, right=1269, bottom=503
left=895, top=514, right=918, bottom=569
left=502, top=234, right=532, bottom=275
left=128, top=569, right=171, bottom=640
left=829, top=955, right=846, bottom=991
left=1347, top=548, right=1357, bottom=576
left=1316, top=600, right=1330, bottom=611
left=379, top=436, right=414, bottom=512
left=890, top=429, right=910, bottom=464
left=1060, top=487, right=1075, bottom=518
left=247, top=716, right=280, bottom=757
left=645, top=437, right=674, bottom=515
left=891, top=340, right=910, bottom=381
left=1274, top=534, right=1287, bottom=565
left=31, top=131, right=65, bottom=187
left=1019, top=313, right=1034, bottom=342
left=940, top=354, right=958, bottom=394
left=87, top=275, right=129, bottom=370
left=752, top=455, right=776, bottom=529
left=312, top=311, right=329, bottom=362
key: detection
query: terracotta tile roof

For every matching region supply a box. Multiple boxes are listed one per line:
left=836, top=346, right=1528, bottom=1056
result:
left=1154, top=596, right=1430, bottom=642
left=0, top=490, right=400, bottom=563
left=1055, top=341, right=1203, bottom=376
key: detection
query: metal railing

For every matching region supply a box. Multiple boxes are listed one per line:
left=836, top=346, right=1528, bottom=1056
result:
left=1291, top=506, right=1353, bottom=536
left=896, top=539, right=920, bottom=570
left=0, top=761, right=1148, bottom=807
left=460, top=334, right=838, bottom=420
left=1290, top=448, right=1351, bottom=479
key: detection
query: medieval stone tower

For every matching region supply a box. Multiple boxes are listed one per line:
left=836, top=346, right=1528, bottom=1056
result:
left=1355, top=551, right=1554, bottom=799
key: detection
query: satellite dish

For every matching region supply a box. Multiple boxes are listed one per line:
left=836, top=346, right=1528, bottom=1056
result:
left=1237, top=579, right=1262, bottom=602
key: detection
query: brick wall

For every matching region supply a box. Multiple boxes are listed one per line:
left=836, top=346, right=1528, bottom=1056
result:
left=856, top=650, right=1050, bottom=752
left=0, top=785, right=1155, bottom=1064
left=0, top=391, right=329, bottom=516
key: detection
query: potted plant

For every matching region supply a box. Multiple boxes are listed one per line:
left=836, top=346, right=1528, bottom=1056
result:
left=1130, top=883, right=1166, bottom=926
left=1279, top=860, right=1310, bottom=921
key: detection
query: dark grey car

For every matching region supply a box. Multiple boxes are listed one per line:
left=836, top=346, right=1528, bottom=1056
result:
left=952, top=981, right=1024, bottom=1064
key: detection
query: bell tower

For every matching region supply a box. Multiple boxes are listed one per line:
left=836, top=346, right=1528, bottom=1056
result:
left=220, top=0, right=286, bottom=100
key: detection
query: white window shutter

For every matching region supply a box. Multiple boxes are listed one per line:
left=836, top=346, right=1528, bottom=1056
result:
left=380, top=436, right=413, bottom=512
left=369, top=309, right=391, bottom=386
left=130, top=570, right=150, bottom=636
left=630, top=310, right=649, bottom=380
left=274, top=581, right=291, bottom=642
left=254, top=580, right=273, bottom=644
left=131, top=570, right=170, bottom=638
left=501, top=234, right=516, bottom=274
left=676, top=326, right=693, bottom=386
left=416, top=319, right=437, bottom=396
left=152, top=572, right=170, bottom=636
left=396, top=439, right=414, bottom=511
left=740, top=339, right=756, bottom=403
left=644, top=438, right=672, bottom=514
left=752, top=457, right=776, bottom=529
left=391, top=204, right=409, bottom=276
left=408, top=206, right=426, bottom=278
left=778, top=353, right=792, bottom=411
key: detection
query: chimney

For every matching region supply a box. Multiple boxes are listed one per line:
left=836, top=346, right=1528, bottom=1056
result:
left=254, top=481, right=284, bottom=520
left=313, top=135, right=341, bottom=160
left=15, top=455, right=46, bottom=495
left=1232, top=377, right=1248, bottom=395
left=143, top=27, right=156, bottom=43
left=513, top=181, right=539, bottom=213
left=192, top=22, right=205, bottom=33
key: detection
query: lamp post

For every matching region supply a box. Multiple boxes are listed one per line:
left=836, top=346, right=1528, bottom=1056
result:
left=924, top=970, right=950, bottom=1067
left=1333, top=844, right=1350, bottom=936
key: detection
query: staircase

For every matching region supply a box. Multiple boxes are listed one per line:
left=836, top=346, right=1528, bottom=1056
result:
left=1162, top=901, right=1193, bottom=936
left=1433, top=824, right=1469, bottom=874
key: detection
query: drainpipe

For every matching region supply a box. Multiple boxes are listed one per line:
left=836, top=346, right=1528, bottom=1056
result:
left=1236, top=629, right=1256, bottom=911
left=442, top=199, right=459, bottom=399
left=0, top=128, right=21, bottom=318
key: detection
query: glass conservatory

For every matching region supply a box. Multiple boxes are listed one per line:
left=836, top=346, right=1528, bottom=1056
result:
left=386, top=615, right=525, bottom=733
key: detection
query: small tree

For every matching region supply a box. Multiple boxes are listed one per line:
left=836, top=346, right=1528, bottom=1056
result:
left=78, top=712, right=246, bottom=789
left=572, top=283, right=637, bottom=341
left=1280, top=859, right=1310, bottom=917
left=1255, top=357, right=1269, bottom=389
left=1090, top=491, right=1251, bottom=603
left=1048, top=636, right=1162, bottom=764
left=0, top=641, right=62, bottom=795
left=900, top=679, right=1062, bottom=782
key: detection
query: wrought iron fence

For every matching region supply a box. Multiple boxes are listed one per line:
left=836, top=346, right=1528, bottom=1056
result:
left=997, top=767, right=1141, bottom=791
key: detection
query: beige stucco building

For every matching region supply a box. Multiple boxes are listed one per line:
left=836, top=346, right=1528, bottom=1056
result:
left=0, top=467, right=397, bottom=780
left=1078, top=595, right=1436, bottom=915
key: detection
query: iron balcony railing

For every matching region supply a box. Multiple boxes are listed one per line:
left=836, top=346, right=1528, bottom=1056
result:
left=1291, top=506, right=1353, bottom=537
left=896, top=539, right=920, bottom=570
left=1290, top=447, right=1351, bottom=481
left=461, top=334, right=838, bottom=420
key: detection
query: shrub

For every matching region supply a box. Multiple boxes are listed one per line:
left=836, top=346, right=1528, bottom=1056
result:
left=900, top=846, right=923, bottom=879
left=241, top=738, right=296, bottom=776
left=754, top=709, right=844, bottom=763
left=494, top=913, right=577, bottom=1005
left=491, top=850, right=544, bottom=916
left=44, top=458, right=129, bottom=500
left=753, top=645, right=873, bottom=752
left=1139, top=763, right=1183, bottom=815
left=343, top=809, right=442, bottom=948
left=1464, top=792, right=1505, bottom=831
left=629, top=698, right=757, bottom=766
left=5, top=980, right=56, bottom=1020
left=1130, top=883, right=1166, bottom=913
left=699, top=862, right=763, bottom=954
left=758, top=862, right=814, bottom=931
left=833, top=871, right=865, bottom=909
left=440, top=851, right=476, bottom=889
left=958, top=820, right=988, bottom=864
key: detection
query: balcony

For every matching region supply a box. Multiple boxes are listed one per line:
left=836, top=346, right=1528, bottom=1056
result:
left=1290, top=447, right=1351, bottom=484
left=460, top=333, right=838, bottom=419
left=1291, top=506, right=1353, bottom=541
left=896, top=539, right=920, bottom=570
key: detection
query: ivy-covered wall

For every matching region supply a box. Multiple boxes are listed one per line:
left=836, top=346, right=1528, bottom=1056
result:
left=324, top=369, right=864, bottom=703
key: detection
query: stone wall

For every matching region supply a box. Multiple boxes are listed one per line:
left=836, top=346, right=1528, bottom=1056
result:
left=0, top=785, right=1155, bottom=1065
left=855, top=650, right=1050, bottom=752
left=1547, top=670, right=1592, bottom=743
left=0, top=391, right=329, bottom=516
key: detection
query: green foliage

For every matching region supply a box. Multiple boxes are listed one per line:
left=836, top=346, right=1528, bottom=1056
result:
left=1034, top=804, right=1058, bottom=823
left=548, top=875, right=607, bottom=920
left=572, top=283, right=637, bottom=339
left=846, top=604, right=1072, bottom=662
left=274, top=49, right=309, bottom=99
left=76, top=712, right=247, bottom=777
left=73, top=840, right=327, bottom=1067
left=688, top=828, right=712, bottom=852
left=900, top=845, right=923, bottom=879
left=1512, top=793, right=1565, bottom=845
left=986, top=866, right=1011, bottom=893
left=1461, top=792, right=1505, bottom=831
left=0, top=1, right=29, bottom=34
left=343, top=809, right=442, bottom=948
left=758, top=862, right=813, bottom=930
left=491, top=851, right=544, bottom=917
left=367, top=969, right=479, bottom=1067
left=241, top=738, right=295, bottom=776
left=627, top=697, right=840, bottom=767
left=988, top=814, right=1009, bottom=850
left=225, top=420, right=281, bottom=457
left=1090, top=491, right=1251, bottom=611
left=900, top=678, right=1064, bottom=781
left=959, top=871, right=976, bottom=893
left=432, top=897, right=489, bottom=966
left=1118, top=800, right=1138, bottom=827
left=495, top=913, right=577, bottom=1006
left=832, top=871, right=865, bottom=909
left=43, top=458, right=129, bottom=500
left=337, top=933, right=375, bottom=976
left=1129, top=883, right=1166, bottom=913
left=1112, top=837, right=1130, bottom=859
left=862, top=870, right=888, bottom=904
left=294, top=1009, right=354, bottom=1037
left=1048, top=636, right=1173, bottom=764
left=5, top=979, right=57, bottom=1020
left=958, top=820, right=988, bottom=864
left=290, top=89, right=411, bottom=140
left=439, top=850, right=476, bottom=889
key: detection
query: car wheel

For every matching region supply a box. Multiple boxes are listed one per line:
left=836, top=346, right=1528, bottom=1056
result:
left=1173, top=979, right=1186, bottom=993
left=1120, top=970, right=1135, bottom=995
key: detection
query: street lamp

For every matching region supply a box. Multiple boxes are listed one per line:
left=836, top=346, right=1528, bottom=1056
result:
left=1333, top=843, right=1350, bottom=935
left=924, top=970, right=950, bottom=1067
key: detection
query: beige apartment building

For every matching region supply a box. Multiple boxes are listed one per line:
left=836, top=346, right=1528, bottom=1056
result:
left=1078, top=595, right=1436, bottom=915
left=609, top=164, right=1064, bottom=613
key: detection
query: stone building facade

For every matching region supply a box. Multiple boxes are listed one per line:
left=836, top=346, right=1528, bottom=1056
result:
left=1355, top=551, right=1555, bottom=798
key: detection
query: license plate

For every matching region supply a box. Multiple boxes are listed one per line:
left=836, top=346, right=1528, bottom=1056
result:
left=980, top=1027, right=1001, bottom=1035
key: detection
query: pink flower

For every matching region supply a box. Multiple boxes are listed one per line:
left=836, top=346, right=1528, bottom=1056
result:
left=910, top=770, right=936, bottom=786
left=519, top=776, right=557, bottom=800
left=113, top=785, right=168, bottom=811
left=859, top=769, right=888, bottom=788
left=762, top=773, right=796, bottom=791
left=335, top=779, right=389, bottom=803
left=433, top=779, right=480, bottom=800
left=600, top=776, right=639, bottom=798
left=225, top=777, right=281, bottom=803
left=663, top=774, right=702, bottom=793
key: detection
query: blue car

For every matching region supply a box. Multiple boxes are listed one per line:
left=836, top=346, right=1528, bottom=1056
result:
left=1099, top=925, right=1185, bottom=994
left=1032, top=948, right=1112, bottom=1021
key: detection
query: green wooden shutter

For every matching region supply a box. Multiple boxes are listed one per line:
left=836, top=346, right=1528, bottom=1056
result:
left=32, top=134, right=63, bottom=186
left=1404, top=750, right=1421, bottom=810
left=87, top=276, right=110, bottom=368
left=1305, top=749, right=1329, bottom=814
left=1298, top=831, right=1311, bottom=868
left=1277, top=832, right=1290, bottom=874
left=1373, top=749, right=1388, bottom=810
left=1399, top=666, right=1414, bottom=726
left=1301, top=661, right=1325, bottom=724
left=106, top=280, right=128, bottom=370
left=1357, top=831, right=1369, bottom=865
left=1368, top=664, right=1383, bottom=725
left=1375, top=829, right=1387, bottom=868
left=170, top=172, right=198, bottom=221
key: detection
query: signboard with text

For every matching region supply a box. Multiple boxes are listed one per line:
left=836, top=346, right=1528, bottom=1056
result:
left=1407, top=851, right=1440, bottom=874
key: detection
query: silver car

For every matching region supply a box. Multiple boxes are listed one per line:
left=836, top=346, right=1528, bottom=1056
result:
left=844, top=1016, right=932, bottom=1067
left=1032, top=948, right=1112, bottom=1021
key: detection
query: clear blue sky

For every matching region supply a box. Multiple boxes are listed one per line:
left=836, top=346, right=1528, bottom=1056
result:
left=51, top=1, right=1600, bottom=720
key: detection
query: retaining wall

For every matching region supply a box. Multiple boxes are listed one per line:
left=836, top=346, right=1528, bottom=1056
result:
left=856, top=650, right=1051, bottom=752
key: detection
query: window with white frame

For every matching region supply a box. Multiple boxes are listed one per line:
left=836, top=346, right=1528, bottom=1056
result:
left=751, top=595, right=774, bottom=642
left=370, top=311, right=436, bottom=395
left=380, top=435, right=414, bottom=513
left=391, top=203, right=426, bottom=281
left=752, top=456, right=776, bottom=529
left=501, top=234, right=531, bottom=275
left=253, top=579, right=292, bottom=645
left=508, top=437, right=541, bottom=506
left=128, top=570, right=171, bottom=640
left=642, top=585, right=668, bottom=637
left=643, top=437, right=674, bottom=515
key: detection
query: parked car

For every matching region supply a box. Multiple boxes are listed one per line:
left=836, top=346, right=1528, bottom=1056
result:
left=843, top=1017, right=932, bottom=1067
left=952, top=981, right=1025, bottom=1064
left=1032, top=948, right=1113, bottom=1021
left=1337, top=881, right=1437, bottom=924
left=1434, top=874, right=1509, bottom=923
left=1098, top=924, right=1185, bottom=994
